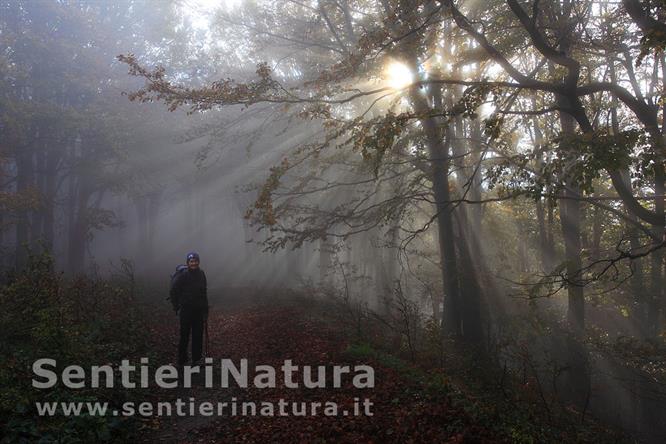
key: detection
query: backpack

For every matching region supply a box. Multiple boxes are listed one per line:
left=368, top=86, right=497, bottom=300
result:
left=171, top=264, right=188, bottom=285
left=168, top=264, right=188, bottom=304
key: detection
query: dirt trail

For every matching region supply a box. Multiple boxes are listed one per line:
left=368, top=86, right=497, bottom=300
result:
left=141, top=294, right=500, bottom=443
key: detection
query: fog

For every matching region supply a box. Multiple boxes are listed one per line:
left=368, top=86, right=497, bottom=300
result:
left=2, top=0, right=666, bottom=442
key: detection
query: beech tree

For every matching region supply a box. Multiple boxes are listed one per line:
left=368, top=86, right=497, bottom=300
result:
left=117, top=0, right=665, bottom=421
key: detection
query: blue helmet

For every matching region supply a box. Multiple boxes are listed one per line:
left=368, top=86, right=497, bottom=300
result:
left=186, top=252, right=200, bottom=262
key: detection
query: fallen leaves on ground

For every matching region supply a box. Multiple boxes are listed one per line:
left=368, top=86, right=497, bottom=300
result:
left=142, top=298, right=506, bottom=443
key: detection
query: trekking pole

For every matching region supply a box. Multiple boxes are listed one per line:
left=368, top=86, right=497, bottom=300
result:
left=204, top=317, right=210, bottom=357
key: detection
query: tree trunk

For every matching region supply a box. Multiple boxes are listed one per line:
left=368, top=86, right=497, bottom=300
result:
left=404, top=61, right=463, bottom=336
left=451, top=115, right=483, bottom=341
left=30, top=147, right=46, bottom=247
left=627, top=215, right=648, bottom=337
left=68, top=173, right=92, bottom=274
left=559, top=108, right=590, bottom=408
left=319, top=236, right=333, bottom=286
left=454, top=209, right=483, bottom=341
left=42, top=146, right=59, bottom=252
left=648, top=164, right=664, bottom=337
left=15, top=146, right=33, bottom=270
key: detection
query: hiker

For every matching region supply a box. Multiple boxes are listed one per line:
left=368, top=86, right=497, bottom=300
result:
left=170, top=252, right=209, bottom=366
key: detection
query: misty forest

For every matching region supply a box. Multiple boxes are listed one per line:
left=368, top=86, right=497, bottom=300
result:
left=2, top=0, right=666, bottom=442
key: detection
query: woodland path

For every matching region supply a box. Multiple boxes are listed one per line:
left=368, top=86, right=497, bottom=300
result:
left=140, top=290, right=501, bottom=443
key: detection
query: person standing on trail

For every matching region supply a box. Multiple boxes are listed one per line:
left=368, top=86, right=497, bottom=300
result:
left=170, top=252, right=208, bottom=366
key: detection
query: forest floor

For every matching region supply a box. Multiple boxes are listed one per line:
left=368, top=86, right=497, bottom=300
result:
left=138, top=290, right=504, bottom=443
left=1, top=270, right=636, bottom=443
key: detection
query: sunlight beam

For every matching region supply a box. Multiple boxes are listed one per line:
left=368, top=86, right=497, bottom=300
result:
left=385, top=61, right=414, bottom=89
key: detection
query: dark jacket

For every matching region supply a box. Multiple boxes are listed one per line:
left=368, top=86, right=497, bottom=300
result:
left=170, top=268, right=208, bottom=312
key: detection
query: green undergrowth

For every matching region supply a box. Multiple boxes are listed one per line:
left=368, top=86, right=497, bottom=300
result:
left=343, top=341, right=548, bottom=442
left=340, top=332, right=628, bottom=443
left=251, top=289, right=632, bottom=442
left=0, top=253, right=157, bottom=443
